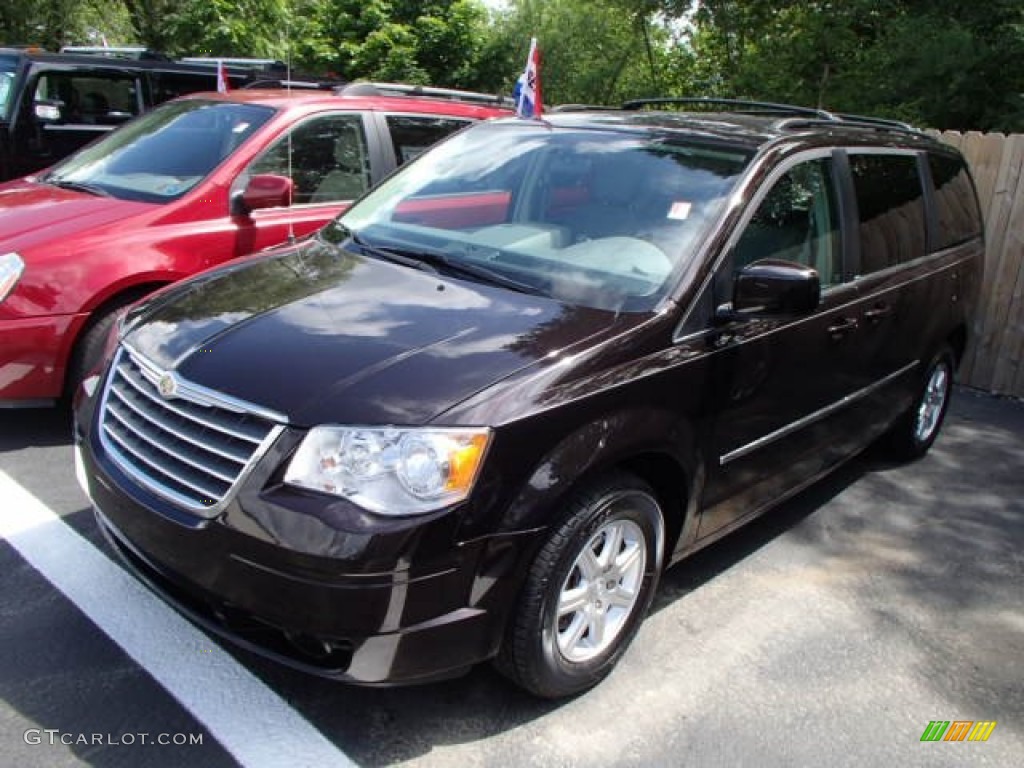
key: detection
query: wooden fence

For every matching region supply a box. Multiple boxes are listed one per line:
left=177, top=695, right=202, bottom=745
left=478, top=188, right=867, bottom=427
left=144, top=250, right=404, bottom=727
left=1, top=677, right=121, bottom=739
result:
left=932, top=131, right=1024, bottom=398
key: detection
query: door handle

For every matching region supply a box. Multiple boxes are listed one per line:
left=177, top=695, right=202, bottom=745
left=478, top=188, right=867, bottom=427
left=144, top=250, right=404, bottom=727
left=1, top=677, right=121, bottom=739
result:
left=863, top=304, right=893, bottom=323
left=827, top=316, right=859, bottom=339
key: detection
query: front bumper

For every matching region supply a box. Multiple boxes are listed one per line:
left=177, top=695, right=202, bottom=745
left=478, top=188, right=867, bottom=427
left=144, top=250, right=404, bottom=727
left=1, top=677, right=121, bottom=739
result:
left=76, top=410, right=539, bottom=685
left=0, top=312, right=84, bottom=403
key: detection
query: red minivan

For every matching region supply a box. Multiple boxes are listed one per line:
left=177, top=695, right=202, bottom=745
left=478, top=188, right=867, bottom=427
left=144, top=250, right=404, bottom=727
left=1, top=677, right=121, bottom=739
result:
left=0, top=86, right=510, bottom=405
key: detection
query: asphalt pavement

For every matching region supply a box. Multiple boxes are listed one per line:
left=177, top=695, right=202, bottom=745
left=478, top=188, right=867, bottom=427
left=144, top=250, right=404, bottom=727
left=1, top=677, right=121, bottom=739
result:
left=1, top=388, right=1021, bottom=767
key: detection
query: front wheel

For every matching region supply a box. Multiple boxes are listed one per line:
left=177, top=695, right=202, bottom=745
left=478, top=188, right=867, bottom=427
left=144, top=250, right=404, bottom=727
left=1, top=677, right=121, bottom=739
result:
left=886, top=345, right=955, bottom=460
left=65, top=288, right=154, bottom=402
left=497, top=472, right=663, bottom=698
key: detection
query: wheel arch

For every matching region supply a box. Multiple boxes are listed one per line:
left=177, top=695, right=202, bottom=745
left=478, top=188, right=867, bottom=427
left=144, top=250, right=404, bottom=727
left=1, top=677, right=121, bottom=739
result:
left=60, top=279, right=172, bottom=394
left=947, top=323, right=968, bottom=367
left=490, top=408, right=701, bottom=571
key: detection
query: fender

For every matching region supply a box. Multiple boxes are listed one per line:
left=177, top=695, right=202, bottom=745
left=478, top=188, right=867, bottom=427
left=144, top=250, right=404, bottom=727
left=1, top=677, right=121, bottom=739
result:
left=477, top=405, right=705, bottom=564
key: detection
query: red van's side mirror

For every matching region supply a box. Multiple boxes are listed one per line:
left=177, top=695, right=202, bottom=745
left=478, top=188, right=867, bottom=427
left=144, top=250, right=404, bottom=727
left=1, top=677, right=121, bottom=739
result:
left=232, top=174, right=293, bottom=216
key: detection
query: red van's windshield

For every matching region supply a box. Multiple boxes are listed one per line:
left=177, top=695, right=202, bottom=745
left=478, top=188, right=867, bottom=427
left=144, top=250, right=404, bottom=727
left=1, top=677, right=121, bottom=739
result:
left=41, top=99, right=274, bottom=203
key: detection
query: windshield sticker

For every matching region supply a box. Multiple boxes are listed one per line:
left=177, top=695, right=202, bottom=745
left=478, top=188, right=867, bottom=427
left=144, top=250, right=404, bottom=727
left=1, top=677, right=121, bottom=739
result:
left=668, top=201, right=692, bottom=220
left=232, top=122, right=250, bottom=134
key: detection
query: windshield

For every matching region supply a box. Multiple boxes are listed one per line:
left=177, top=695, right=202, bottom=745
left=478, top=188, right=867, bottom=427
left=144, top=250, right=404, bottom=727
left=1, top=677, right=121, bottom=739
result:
left=0, top=55, right=17, bottom=122
left=41, top=99, right=274, bottom=203
left=338, top=121, right=751, bottom=311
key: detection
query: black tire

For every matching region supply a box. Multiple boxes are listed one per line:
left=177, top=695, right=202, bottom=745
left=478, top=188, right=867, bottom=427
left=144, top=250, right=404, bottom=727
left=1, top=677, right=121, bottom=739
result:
left=496, top=472, right=663, bottom=698
left=886, top=345, right=955, bottom=461
left=66, top=303, right=135, bottom=403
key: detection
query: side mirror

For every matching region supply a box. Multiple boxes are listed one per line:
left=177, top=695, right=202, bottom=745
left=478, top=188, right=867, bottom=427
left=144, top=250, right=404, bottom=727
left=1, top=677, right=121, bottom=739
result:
left=733, top=259, right=820, bottom=315
left=231, top=174, right=293, bottom=216
left=34, top=99, right=65, bottom=123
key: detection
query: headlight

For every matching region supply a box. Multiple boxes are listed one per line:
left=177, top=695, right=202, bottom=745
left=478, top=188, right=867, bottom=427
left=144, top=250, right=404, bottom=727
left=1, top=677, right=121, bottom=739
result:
left=0, top=252, right=25, bottom=304
left=284, top=426, right=491, bottom=515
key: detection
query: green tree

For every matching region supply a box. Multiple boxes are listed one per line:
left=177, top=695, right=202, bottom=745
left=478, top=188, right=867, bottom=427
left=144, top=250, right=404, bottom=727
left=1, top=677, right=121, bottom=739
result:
left=1, top=0, right=134, bottom=50
left=162, top=0, right=291, bottom=59
left=482, top=0, right=685, bottom=105
left=652, top=0, right=1024, bottom=130
left=282, top=0, right=492, bottom=86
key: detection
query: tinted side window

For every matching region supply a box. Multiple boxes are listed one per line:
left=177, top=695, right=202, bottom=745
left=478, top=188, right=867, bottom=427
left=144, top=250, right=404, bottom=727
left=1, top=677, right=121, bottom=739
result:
left=385, top=115, right=470, bottom=165
left=733, top=158, right=842, bottom=287
left=246, top=113, right=370, bottom=205
left=928, top=152, right=983, bottom=249
left=150, top=72, right=217, bottom=103
left=850, top=154, right=926, bottom=274
left=34, top=72, right=140, bottom=125
left=0, top=54, right=16, bottom=121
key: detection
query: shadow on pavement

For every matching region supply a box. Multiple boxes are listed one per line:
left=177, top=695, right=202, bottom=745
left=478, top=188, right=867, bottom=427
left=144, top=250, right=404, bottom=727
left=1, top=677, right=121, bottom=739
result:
left=0, top=406, right=72, bottom=452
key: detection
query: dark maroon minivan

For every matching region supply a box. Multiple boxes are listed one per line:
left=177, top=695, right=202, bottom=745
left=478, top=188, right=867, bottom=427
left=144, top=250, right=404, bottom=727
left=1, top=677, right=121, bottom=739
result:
left=75, top=100, right=984, bottom=698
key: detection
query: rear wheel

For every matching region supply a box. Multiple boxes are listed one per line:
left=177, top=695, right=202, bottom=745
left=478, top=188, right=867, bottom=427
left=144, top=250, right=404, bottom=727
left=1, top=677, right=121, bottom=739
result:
left=497, top=472, right=663, bottom=698
left=886, top=345, right=955, bottom=460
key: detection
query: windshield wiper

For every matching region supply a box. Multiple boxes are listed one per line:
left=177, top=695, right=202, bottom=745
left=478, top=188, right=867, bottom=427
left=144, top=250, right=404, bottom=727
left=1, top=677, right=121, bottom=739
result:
left=372, top=240, right=541, bottom=295
left=347, top=231, right=440, bottom=275
left=413, top=248, right=542, bottom=296
left=46, top=177, right=111, bottom=198
left=342, top=227, right=542, bottom=296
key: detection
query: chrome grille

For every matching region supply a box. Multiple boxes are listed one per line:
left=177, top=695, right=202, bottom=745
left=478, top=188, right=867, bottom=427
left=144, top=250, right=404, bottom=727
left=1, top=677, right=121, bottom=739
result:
left=99, top=347, right=284, bottom=515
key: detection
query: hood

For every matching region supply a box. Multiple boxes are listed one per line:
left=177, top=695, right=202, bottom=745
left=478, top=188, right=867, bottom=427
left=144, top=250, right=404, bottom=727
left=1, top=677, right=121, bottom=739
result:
left=123, top=238, right=618, bottom=426
left=0, top=178, right=152, bottom=253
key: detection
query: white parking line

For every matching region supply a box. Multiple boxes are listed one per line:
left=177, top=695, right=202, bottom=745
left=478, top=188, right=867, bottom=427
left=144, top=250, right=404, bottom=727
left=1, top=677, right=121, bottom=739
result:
left=0, top=469, right=356, bottom=768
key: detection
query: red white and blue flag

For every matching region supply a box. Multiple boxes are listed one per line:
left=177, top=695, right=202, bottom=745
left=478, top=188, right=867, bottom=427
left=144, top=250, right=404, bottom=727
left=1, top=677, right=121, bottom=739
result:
left=216, top=60, right=230, bottom=94
left=513, top=38, right=542, bottom=118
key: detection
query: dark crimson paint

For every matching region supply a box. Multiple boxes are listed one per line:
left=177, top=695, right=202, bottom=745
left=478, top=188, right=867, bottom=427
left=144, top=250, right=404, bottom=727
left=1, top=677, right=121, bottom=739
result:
left=75, top=109, right=984, bottom=692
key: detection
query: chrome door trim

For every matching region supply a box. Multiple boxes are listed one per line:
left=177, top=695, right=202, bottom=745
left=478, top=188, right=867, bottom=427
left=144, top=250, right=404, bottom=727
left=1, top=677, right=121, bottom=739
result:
left=719, top=360, right=918, bottom=466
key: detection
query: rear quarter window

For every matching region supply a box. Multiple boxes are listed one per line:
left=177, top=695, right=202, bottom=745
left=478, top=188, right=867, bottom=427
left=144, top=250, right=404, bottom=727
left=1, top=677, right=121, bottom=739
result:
left=850, top=153, right=927, bottom=275
left=928, top=152, right=983, bottom=249
left=34, top=72, right=140, bottom=125
left=384, top=115, right=471, bottom=165
left=149, top=71, right=218, bottom=103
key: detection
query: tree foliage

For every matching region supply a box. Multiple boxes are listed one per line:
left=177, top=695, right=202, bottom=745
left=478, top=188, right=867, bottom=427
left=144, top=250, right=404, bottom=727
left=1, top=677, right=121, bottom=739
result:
left=479, top=0, right=686, bottom=104
left=663, top=0, right=1024, bottom=131
left=2, top=0, right=1021, bottom=130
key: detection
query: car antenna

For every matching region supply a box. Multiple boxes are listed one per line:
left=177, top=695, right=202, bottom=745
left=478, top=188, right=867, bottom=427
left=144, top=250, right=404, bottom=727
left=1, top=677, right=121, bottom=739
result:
left=285, top=20, right=296, bottom=244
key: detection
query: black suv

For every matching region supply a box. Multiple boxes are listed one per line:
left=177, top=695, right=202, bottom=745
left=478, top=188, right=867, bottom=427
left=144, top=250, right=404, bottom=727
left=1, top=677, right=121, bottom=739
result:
left=74, top=98, right=985, bottom=698
left=0, top=48, right=309, bottom=180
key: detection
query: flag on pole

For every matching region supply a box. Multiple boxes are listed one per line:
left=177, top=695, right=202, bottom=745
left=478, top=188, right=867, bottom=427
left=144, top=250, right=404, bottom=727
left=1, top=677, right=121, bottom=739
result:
left=513, top=38, right=541, bottom=118
left=217, top=60, right=230, bottom=94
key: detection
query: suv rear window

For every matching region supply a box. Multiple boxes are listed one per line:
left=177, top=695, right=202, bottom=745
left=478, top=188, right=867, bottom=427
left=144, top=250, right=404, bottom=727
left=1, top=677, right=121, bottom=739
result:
left=34, top=72, right=140, bottom=125
left=150, top=71, right=219, bottom=102
left=0, top=54, right=16, bottom=121
left=929, top=152, right=983, bottom=249
left=850, top=153, right=927, bottom=274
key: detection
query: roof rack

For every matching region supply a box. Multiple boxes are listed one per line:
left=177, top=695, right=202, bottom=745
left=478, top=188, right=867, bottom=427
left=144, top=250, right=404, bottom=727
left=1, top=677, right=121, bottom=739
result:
left=549, top=103, right=620, bottom=113
left=336, top=81, right=515, bottom=108
left=772, top=113, right=926, bottom=136
left=622, top=97, right=835, bottom=119
left=620, top=96, right=926, bottom=137
left=242, top=78, right=342, bottom=91
left=833, top=112, right=918, bottom=131
left=180, top=56, right=287, bottom=71
left=59, top=45, right=171, bottom=61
